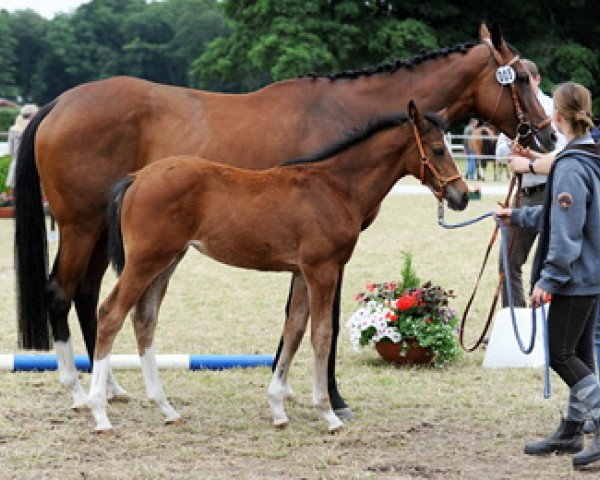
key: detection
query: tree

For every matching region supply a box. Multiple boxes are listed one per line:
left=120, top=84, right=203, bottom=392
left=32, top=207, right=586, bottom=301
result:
left=192, top=0, right=438, bottom=92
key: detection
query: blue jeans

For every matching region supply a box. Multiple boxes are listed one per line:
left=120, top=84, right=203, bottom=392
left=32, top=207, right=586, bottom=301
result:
left=465, top=148, right=476, bottom=179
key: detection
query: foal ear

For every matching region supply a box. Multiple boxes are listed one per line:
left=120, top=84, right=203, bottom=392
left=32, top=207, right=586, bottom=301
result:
left=437, top=107, right=449, bottom=122
left=479, top=23, right=490, bottom=41
left=408, top=100, right=419, bottom=124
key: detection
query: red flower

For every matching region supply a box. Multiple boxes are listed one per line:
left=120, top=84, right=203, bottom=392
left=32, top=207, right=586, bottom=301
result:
left=423, top=317, right=432, bottom=324
left=394, top=291, right=420, bottom=311
left=385, top=311, right=398, bottom=322
left=365, top=282, right=376, bottom=292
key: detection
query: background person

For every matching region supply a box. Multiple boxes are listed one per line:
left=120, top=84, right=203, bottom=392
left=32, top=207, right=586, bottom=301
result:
left=463, top=117, right=478, bottom=179
left=496, top=82, right=600, bottom=468
left=500, top=59, right=566, bottom=308
left=5, top=104, right=38, bottom=189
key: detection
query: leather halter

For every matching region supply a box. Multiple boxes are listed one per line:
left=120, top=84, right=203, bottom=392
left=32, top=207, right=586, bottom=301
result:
left=411, top=121, right=461, bottom=200
left=482, top=38, right=551, bottom=148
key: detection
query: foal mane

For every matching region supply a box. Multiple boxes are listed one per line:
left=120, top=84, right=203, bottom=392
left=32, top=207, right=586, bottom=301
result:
left=281, top=112, right=445, bottom=167
left=298, top=41, right=478, bottom=81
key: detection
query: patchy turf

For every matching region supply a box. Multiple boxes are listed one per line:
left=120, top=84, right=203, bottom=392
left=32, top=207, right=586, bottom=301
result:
left=1, top=183, right=599, bottom=479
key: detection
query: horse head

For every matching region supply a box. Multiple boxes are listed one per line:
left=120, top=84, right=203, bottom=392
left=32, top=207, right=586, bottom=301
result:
left=407, top=100, right=469, bottom=211
left=475, top=23, right=555, bottom=152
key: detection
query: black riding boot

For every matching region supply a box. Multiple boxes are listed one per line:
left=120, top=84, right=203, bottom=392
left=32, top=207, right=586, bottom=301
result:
left=523, top=418, right=584, bottom=455
left=573, top=420, right=600, bottom=468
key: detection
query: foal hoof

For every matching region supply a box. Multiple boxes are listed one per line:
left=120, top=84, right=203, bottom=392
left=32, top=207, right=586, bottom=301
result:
left=328, top=424, right=345, bottom=435
left=93, top=427, right=114, bottom=436
left=108, top=393, right=131, bottom=404
left=334, top=407, right=355, bottom=421
left=273, top=418, right=289, bottom=430
left=166, top=417, right=185, bottom=426
left=71, top=403, right=89, bottom=413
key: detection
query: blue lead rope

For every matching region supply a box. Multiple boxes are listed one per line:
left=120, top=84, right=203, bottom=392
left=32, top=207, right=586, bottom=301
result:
left=438, top=201, right=551, bottom=399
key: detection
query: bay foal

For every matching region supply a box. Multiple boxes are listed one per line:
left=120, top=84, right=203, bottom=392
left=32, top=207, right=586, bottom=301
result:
left=88, top=101, right=468, bottom=432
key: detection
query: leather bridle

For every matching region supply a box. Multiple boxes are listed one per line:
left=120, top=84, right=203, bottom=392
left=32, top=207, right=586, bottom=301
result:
left=411, top=120, right=462, bottom=200
left=482, top=38, right=551, bottom=149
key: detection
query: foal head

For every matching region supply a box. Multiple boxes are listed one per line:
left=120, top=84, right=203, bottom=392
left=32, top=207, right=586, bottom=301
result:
left=406, top=100, right=468, bottom=211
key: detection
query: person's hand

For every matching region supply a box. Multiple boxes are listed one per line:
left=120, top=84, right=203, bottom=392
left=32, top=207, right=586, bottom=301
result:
left=507, top=155, right=530, bottom=174
left=494, top=207, right=512, bottom=226
left=511, top=143, right=535, bottom=159
left=530, top=284, right=549, bottom=308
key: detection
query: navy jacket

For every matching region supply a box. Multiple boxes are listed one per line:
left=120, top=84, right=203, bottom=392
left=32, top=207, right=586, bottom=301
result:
left=511, top=136, right=600, bottom=295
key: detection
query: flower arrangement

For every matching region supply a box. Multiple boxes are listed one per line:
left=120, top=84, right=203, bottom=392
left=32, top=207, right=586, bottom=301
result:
left=346, top=252, right=461, bottom=367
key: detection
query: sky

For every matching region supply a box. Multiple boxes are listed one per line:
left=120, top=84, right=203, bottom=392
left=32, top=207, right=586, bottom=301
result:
left=0, top=0, right=91, bottom=18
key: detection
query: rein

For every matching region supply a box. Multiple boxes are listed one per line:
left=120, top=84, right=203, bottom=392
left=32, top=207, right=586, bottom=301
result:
left=482, top=38, right=551, bottom=150
left=411, top=122, right=462, bottom=200
left=437, top=181, right=551, bottom=398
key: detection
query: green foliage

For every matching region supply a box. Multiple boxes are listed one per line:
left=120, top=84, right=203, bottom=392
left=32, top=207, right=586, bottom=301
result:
left=0, top=108, right=18, bottom=132
left=0, top=155, right=11, bottom=194
left=0, top=0, right=597, bottom=116
left=399, top=251, right=420, bottom=291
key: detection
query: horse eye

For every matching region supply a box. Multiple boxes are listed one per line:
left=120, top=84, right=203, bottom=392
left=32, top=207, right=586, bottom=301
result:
left=433, top=147, right=445, bottom=156
left=516, top=72, right=530, bottom=83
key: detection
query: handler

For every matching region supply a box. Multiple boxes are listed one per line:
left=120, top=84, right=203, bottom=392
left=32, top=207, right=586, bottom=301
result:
left=496, top=82, right=600, bottom=469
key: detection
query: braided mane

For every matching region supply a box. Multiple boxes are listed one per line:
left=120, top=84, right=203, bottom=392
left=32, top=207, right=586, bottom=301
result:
left=298, top=41, right=478, bottom=81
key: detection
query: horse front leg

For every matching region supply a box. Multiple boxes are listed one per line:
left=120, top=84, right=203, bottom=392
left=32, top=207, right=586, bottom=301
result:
left=133, top=262, right=182, bottom=425
left=268, top=273, right=309, bottom=428
left=303, top=265, right=344, bottom=434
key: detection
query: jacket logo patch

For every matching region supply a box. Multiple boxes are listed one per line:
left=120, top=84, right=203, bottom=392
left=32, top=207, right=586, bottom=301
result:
left=557, top=192, right=573, bottom=210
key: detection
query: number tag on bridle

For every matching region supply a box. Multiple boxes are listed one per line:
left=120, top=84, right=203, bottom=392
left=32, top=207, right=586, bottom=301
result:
left=495, top=65, right=516, bottom=85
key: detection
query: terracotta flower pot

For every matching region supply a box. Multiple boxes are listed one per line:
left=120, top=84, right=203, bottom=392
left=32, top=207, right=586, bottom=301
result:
left=375, top=339, right=433, bottom=365
left=0, top=206, right=14, bottom=218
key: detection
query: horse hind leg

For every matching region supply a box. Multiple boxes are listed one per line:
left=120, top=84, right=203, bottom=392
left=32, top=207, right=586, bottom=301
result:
left=47, top=250, right=88, bottom=410
left=268, top=272, right=309, bottom=428
left=132, top=258, right=183, bottom=426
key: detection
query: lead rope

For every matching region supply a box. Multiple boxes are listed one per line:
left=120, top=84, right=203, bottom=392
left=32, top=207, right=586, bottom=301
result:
left=438, top=193, right=551, bottom=399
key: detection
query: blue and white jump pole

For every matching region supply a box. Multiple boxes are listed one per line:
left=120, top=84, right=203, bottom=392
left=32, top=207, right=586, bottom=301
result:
left=0, top=354, right=274, bottom=372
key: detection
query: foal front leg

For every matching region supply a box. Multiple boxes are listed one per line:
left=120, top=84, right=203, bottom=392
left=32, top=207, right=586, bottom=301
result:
left=303, top=266, right=344, bottom=433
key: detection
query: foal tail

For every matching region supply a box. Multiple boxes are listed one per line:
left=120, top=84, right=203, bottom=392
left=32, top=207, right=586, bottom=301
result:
left=107, top=177, right=134, bottom=276
left=14, top=100, right=57, bottom=350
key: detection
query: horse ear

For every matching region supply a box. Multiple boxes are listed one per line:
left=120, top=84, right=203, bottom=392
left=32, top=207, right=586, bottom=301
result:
left=490, top=23, right=505, bottom=51
left=479, top=23, right=490, bottom=40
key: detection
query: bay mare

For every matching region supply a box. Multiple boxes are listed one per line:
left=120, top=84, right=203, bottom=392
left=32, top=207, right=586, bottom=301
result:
left=14, top=23, right=554, bottom=417
left=88, top=102, right=468, bottom=432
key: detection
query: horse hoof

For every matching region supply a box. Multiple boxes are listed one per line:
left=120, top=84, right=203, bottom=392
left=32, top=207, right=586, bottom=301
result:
left=328, top=424, right=345, bottom=435
left=166, top=418, right=185, bottom=426
left=71, top=404, right=89, bottom=412
left=93, top=427, right=114, bottom=435
left=334, top=407, right=355, bottom=421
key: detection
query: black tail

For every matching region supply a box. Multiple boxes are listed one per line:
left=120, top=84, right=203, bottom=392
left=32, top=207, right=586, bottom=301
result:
left=107, top=177, right=134, bottom=276
left=481, top=131, right=494, bottom=156
left=14, top=100, right=57, bottom=350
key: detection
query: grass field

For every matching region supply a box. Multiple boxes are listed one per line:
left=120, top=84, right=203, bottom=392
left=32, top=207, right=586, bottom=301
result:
left=0, top=177, right=597, bottom=479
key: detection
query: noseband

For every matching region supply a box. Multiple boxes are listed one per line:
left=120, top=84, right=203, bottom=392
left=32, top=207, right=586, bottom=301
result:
left=482, top=39, right=551, bottom=149
left=411, top=121, right=461, bottom=200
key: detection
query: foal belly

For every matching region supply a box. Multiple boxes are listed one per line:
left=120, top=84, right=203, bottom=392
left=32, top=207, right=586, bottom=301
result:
left=188, top=239, right=296, bottom=272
